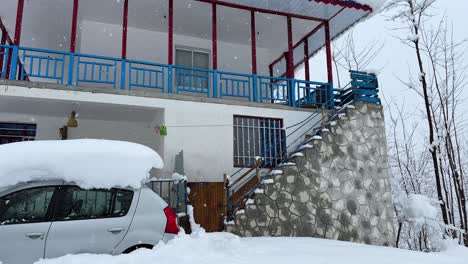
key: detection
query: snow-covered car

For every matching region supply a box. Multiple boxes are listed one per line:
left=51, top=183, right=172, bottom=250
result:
left=0, top=180, right=179, bottom=264
left=0, top=139, right=177, bottom=264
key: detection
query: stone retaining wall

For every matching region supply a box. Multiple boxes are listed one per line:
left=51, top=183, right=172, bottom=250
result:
left=226, top=102, right=395, bottom=246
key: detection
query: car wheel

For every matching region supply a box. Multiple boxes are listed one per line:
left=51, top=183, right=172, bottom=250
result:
left=122, top=244, right=154, bottom=254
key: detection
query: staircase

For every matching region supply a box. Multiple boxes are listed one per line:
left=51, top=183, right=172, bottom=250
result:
left=224, top=71, right=395, bottom=247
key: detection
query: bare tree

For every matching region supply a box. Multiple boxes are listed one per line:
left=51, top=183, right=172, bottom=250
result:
left=332, top=30, right=384, bottom=87
left=385, top=0, right=468, bottom=246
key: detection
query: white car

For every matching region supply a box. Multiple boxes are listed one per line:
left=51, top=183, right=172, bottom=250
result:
left=0, top=180, right=179, bottom=264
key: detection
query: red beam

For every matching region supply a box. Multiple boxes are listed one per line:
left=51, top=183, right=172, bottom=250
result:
left=121, top=0, right=129, bottom=59
left=0, top=17, right=14, bottom=45
left=304, top=40, right=310, bottom=82
left=168, top=0, right=174, bottom=64
left=269, top=23, right=324, bottom=75
left=212, top=3, right=217, bottom=70
left=269, top=6, right=346, bottom=78
left=324, top=21, right=333, bottom=83
left=14, top=0, right=25, bottom=45
left=70, top=0, right=79, bottom=52
left=196, top=0, right=326, bottom=22
left=250, top=11, right=257, bottom=75
left=286, top=16, right=294, bottom=79
left=0, top=33, right=6, bottom=73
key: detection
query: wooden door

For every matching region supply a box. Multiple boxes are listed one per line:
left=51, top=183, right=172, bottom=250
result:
left=188, top=182, right=225, bottom=232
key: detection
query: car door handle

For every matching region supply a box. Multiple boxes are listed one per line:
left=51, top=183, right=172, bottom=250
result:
left=25, top=232, right=45, bottom=239
left=107, top=227, right=125, bottom=234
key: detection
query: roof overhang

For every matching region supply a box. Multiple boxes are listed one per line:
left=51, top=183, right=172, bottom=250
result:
left=196, top=0, right=373, bottom=76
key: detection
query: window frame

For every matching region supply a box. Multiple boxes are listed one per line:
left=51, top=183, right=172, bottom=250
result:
left=233, top=115, right=286, bottom=168
left=0, top=122, right=37, bottom=145
left=0, top=186, right=60, bottom=226
left=175, top=45, right=211, bottom=70
left=50, top=186, right=135, bottom=222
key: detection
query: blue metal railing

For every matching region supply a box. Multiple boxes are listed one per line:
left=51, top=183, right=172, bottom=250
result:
left=128, top=60, right=167, bottom=91
left=0, top=44, right=335, bottom=109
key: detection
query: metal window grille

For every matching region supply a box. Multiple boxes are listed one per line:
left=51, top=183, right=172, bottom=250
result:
left=0, top=123, right=37, bottom=145
left=233, top=115, right=285, bottom=168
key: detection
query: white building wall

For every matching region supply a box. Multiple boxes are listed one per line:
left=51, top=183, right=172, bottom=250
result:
left=0, top=112, right=164, bottom=169
left=0, top=85, right=319, bottom=182
left=79, top=20, right=275, bottom=76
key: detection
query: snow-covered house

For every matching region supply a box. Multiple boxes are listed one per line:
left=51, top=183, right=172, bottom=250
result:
left=0, top=0, right=393, bottom=245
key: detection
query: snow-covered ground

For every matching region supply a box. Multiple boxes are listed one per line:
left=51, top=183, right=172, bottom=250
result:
left=34, top=230, right=467, bottom=264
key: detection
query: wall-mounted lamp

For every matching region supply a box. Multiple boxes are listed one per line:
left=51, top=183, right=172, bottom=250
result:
left=67, top=111, right=78, bottom=128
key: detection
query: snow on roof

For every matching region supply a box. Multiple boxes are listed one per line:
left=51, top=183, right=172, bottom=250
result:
left=354, top=0, right=387, bottom=10
left=0, top=139, right=163, bottom=190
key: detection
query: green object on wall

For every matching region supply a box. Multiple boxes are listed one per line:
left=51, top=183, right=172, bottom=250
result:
left=160, top=126, right=168, bottom=136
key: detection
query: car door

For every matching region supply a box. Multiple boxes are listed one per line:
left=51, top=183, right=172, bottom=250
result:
left=0, top=185, right=59, bottom=264
left=44, top=186, right=137, bottom=258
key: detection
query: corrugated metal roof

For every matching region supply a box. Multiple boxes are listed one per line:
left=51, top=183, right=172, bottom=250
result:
left=214, top=0, right=372, bottom=20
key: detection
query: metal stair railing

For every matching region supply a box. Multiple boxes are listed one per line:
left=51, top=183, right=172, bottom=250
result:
left=225, top=91, right=349, bottom=220
left=224, top=71, right=380, bottom=221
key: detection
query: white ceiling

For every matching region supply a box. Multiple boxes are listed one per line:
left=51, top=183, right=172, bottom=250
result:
left=0, top=95, right=161, bottom=122
left=0, top=0, right=323, bottom=51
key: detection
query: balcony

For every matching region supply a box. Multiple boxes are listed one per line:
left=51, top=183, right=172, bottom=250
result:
left=0, top=44, right=340, bottom=109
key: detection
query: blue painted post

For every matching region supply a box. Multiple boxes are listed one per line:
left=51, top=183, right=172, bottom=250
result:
left=212, top=70, right=218, bottom=98
left=328, top=83, right=335, bottom=110
left=9, top=46, right=18, bottom=80
left=168, top=64, right=173, bottom=93
left=68, top=53, right=75, bottom=86
left=252, top=75, right=258, bottom=102
left=120, top=59, right=126, bottom=90
left=290, top=79, right=296, bottom=107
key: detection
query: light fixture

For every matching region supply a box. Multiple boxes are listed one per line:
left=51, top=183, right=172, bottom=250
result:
left=67, top=111, right=78, bottom=128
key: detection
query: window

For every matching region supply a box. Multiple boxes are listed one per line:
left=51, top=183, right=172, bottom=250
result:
left=0, top=187, right=56, bottom=225
left=233, top=116, right=286, bottom=168
left=175, top=47, right=210, bottom=70
left=175, top=47, right=210, bottom=93
left=0, top=123, right=37, bottom=145
left=54, top=187, right=134, bottom=221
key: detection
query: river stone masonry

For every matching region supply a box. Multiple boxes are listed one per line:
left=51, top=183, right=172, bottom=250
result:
left=226, top=102, right=395, bottom=246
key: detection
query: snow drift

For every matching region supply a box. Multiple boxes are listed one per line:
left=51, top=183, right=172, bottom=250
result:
left=0, top=139, right=163, bottom=189
left=34, top=230, right=467, bottom=264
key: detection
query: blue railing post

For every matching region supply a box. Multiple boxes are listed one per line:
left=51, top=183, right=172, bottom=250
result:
left=68, top=53, right=75, bottom=86
left=10, top=46, right=19, bottom=80
left=290, top=79, right=296, bottom=107
left=168, top=64, right=173, bottom=93
left=213, top=70, right=218, bottom=98
left=252, top=75, right=258, bottom=102
left=120, top=59, right=127, bottom=90
left=328, top=83, right=335, bottom=109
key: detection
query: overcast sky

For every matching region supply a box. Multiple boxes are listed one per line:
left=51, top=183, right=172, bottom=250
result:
left=347, top=0, right=468, bottom=107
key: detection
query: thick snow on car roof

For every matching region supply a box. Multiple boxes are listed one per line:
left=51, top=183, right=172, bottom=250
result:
left=0, top=139, right=163, bottom=190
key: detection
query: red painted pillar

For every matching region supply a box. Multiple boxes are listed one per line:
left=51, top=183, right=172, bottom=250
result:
left=14, top=0, right=25, bottom=46
left=212, top=3, right=217, bottom=70
left=286, top=16, right=294, bottom=79
left=304, top=41, right=310, bottom=81
left=168, top=0, right=174, bottom=64
left=70, top=0, right=79, bottom=52
left=250, top=11, right=257, bottom=75
left=325, top=21, right=333, bottom=84
left=0, top=34, right=6, bottom=72
left=121, top=0, right=129, bottom=59
left=304, top=40, right=310, bottom=83
left=7, top=0, right=25, bottom=79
